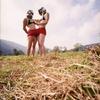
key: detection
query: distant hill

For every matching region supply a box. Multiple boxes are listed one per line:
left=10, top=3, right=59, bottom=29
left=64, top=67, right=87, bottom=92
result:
left=0, top=39, right=27, bottom=55
left=81, top=43, right=100, bottom=50
left=70, top=42, right=100, bottom=51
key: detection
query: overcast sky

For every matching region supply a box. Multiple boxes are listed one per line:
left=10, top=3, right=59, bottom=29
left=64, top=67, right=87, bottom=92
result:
left=1, top=0, right=100, bottom=49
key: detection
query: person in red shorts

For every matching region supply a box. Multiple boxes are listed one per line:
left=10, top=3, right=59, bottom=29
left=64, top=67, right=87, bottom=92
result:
left=23, top=10, right=38, bottom=56
left=34, top=7, right=49, bottom=56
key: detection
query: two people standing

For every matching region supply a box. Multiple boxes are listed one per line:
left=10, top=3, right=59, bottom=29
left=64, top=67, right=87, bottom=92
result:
left=23, top=7, right=49, bottom=56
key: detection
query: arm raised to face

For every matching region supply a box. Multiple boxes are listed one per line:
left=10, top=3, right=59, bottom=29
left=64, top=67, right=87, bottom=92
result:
left=35, top=12, right=49, bottom=26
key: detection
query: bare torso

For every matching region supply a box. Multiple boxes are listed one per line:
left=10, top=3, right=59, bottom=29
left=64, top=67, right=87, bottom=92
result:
left=38, top=12, right=49, bottom=28
left=26, top=18, right=36, bottom=31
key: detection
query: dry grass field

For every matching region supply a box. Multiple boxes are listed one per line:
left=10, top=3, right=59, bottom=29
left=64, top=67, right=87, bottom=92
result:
left=0, top=51, right=100, bottom=100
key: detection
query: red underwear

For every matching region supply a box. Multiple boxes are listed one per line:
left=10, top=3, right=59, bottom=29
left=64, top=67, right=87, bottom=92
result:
left=38, top=27, right=46, bottom=35
left=28, top=29, right=39, bottom=37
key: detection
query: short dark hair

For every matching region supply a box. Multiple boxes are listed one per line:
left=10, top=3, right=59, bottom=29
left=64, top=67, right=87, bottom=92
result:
left=38, top=7, right=46, bottom=15
left=27, top=10, right=34, bottom=15
left=38, top=8, right=43, bottom=15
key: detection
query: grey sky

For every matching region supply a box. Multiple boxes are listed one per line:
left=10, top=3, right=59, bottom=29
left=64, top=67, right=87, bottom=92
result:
left=1, top=0, right=100, bottom=49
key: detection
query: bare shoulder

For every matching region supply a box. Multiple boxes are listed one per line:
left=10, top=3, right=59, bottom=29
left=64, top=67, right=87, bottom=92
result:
left=46, top=12, right=49, bottom=17
left=46, top=12, right=49, bottom=21
left=44, top=12, right=49, bottom=19
left=23, top=18, right=28, bottom=25
left=23, top=18, right=27, bottom=22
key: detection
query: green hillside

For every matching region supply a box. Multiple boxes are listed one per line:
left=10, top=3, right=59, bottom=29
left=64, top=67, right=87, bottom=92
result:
left=0, top=52, right=100, bottom=100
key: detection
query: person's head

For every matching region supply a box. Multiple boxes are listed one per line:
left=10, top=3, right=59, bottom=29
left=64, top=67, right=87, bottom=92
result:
left=27, top=10, right=34, bottom=19
left=38, top=7, right=46, bottom=16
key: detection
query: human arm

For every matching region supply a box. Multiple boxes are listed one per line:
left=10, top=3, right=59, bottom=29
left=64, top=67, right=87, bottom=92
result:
left=35, top=13, right=49, bottom=25
left=33, top=19, right=42, bottom=24
left=23, top=18, right=28, bottom=34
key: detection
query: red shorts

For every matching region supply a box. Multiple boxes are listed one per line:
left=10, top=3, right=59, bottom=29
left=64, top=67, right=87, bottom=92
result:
left=38, top=27, right=46, bottom=35
left=28, top=29, right=39, bottom=37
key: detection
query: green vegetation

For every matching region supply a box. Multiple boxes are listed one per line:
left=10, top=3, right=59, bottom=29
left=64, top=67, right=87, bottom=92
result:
left=0, top=52, right=100, bottom=100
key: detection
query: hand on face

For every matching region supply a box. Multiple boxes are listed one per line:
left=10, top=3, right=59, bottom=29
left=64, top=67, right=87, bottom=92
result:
left=27, top=14, right=33, bottom=19
left=38, top=7, right=46, bottom=16
left=27, top=10, right=33, bottom=19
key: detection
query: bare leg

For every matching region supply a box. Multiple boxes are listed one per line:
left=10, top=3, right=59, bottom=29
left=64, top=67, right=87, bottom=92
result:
left=38, top=34, right=46, bottom=56
left=27, top=36, right=34, bottom=56
left=32, top=37, right=37, bottom=56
